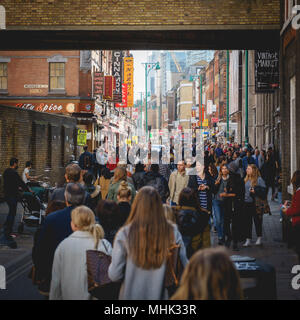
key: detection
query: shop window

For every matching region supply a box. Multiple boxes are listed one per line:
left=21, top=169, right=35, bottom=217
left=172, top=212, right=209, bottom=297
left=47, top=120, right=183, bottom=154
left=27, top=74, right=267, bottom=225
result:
left=0, top=62, right=7, bottom=91
left=49, top=62, right=65, bottom=91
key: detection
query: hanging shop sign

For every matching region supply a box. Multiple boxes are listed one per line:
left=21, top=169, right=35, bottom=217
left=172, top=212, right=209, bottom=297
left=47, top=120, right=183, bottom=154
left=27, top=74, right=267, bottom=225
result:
left=202, top=119, right=209, bottom=127
left=93, top=72, right=104, bottom=95
left=116, top=83, right=128, bottom=108
left=123, top=57, right=134, bottom=107
left=103, top=75, right=114, bottom=100
left=112, top=51, right=123, bottom=103
left=77, top=129, right=87, bottom=146
left=255, top=50, right=279, bottom=93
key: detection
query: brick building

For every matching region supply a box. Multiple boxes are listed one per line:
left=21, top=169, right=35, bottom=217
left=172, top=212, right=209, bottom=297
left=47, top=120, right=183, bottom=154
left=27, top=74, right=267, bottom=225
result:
left=0, top=105, right=77, bottom=190
left=280, top=0, right=300, bottom=199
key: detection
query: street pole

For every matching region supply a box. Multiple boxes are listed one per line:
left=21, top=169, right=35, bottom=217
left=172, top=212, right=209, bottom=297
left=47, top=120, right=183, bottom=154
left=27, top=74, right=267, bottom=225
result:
left=226, top=50, right=230, bottom=141
left=245, top=50, right=249, bottom=145
left=200, top=73, right=203, bottom=130
left=145, top=63, right=148, bottom=138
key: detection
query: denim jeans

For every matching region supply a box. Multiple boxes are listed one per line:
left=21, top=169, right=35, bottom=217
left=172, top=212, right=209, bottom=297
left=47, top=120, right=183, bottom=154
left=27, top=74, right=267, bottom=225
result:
left=212, top=199, right=224, bottom=239
left=3, top=196, right=18, bottom=238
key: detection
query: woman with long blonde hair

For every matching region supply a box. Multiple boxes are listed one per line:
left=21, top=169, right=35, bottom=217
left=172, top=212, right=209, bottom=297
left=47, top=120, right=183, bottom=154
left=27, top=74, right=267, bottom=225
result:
left=243, top=164, right=267, bottom=247
left=171, top=247, right=243, bottom=300
left=50, top=206, right=112, bottom=300
left=108, top=186, right=188, bottom=300
left=107, top=167, right=136, bottom=203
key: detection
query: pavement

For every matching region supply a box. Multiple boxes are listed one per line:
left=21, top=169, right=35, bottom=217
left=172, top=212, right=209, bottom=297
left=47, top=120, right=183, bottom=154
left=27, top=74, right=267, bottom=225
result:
left=0, top=196, right=300, bottom=300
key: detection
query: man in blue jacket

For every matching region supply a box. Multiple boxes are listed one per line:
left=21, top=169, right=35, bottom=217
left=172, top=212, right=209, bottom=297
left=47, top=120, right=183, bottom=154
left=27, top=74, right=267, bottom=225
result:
left=79, top=145, right=94, bottom=174
left=242, top=149, right=256, bottom=176
left=34, top=183, right=86, bottom=295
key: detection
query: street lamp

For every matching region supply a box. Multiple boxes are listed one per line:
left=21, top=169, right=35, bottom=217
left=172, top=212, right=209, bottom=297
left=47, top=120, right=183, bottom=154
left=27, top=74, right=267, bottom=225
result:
left=142, top=61, right=160, bottom=139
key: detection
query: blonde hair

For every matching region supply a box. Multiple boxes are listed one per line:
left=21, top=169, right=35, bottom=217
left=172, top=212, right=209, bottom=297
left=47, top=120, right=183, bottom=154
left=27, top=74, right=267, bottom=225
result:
left=171, top=247, right=243, bottom=300
left=163, top=204, right=176, bottom=224
left=125, top=186, right=174, bottom=269
left=113, top=167, right=127, bottom=183
left=71, top=205, right=105, bottom=248
left=244, top=164, right=260, bottom=187
left=117, top=180, right=132, bottom=199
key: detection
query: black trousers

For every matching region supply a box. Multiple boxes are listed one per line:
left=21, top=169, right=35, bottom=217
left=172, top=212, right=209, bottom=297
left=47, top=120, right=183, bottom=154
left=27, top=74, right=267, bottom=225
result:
left=244, top=202, right=263, bottom=239
left=223, top=200, right=239, bottom=244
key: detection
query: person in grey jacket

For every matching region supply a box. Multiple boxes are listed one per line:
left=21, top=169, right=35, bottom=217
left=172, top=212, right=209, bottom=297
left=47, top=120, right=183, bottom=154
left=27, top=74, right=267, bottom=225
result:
left=108, top=186, right=188, bottom=300
left=50, top=206, right=112, bottom=300
left=243, top=164, right=267, bottom=247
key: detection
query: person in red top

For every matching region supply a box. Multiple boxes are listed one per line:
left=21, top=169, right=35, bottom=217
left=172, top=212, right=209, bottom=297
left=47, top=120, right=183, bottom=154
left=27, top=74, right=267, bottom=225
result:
left=282, top=170, right=300, bottom=262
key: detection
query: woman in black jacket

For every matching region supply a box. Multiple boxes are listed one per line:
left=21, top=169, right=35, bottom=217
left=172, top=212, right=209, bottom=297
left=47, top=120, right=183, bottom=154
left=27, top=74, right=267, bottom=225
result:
left=174, top=187, right=209, bottom=258
left=213, top=163, right=245, bottom=250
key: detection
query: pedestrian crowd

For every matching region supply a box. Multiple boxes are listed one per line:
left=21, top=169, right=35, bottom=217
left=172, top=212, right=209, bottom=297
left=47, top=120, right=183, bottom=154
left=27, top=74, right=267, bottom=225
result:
left=0, top=140, right=299, bottom=300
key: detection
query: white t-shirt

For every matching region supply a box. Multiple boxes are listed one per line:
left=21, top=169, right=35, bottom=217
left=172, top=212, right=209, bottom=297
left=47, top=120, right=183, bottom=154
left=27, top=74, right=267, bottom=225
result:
left=22, top=168, right=30, bottom=184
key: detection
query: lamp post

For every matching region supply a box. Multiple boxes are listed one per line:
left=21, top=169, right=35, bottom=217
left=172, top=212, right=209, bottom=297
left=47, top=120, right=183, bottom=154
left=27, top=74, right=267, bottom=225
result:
left=142, top=61, right=160, bottom=139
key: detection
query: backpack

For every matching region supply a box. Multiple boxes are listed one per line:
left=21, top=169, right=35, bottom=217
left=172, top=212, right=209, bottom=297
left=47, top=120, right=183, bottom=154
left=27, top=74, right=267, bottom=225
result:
left=84, top=154, right=92, bottom=169
left=147, top=177, right=166, bottom=199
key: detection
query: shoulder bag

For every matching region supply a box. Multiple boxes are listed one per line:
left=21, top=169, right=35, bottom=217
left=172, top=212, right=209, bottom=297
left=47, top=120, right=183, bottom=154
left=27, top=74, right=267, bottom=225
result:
left=164, top=243, right=184, bottom=297
left=86, top=240, right=121, bottom=300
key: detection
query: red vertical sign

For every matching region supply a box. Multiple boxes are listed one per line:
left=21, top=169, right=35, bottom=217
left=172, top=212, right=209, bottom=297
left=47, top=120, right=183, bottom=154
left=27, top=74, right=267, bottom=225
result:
left=103, top=76, right=114, bottom=100
left=116, top=83, right=128, bottom=108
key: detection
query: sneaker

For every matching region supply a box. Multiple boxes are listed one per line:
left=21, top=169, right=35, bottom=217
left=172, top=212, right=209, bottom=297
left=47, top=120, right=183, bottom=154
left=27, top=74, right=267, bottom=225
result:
left=255, top=237, right=262, bottom=246
left=243, top=239, right=251, bottom=247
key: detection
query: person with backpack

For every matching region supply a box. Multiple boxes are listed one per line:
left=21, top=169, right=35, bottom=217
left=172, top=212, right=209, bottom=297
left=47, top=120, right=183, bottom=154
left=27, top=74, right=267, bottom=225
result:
left=132, top=162, right=146, bottom=191
left=79, top=145, right=94, bottom=174
left=82, top=172, right=101, bottom=213
left=108, top=186, right=188, bottom=300
left=174, top=187, right=209, bottom=258
left=49, top=205, right=112, bottom=300
left=142, top=164, right=170, bottom=203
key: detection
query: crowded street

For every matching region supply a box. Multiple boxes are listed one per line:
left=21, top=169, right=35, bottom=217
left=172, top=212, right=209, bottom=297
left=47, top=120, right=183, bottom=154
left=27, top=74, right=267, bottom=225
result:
left=0, top=0, right=300, bottom=302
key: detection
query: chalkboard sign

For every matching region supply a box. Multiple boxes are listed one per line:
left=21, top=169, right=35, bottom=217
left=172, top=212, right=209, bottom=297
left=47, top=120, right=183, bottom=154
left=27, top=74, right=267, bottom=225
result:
left=255, top=50, right=279, bottom=93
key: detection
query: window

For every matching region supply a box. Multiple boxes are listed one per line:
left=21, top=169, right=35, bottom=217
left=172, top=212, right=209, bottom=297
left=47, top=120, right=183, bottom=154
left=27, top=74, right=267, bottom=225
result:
left=0, top=62, right=7, bottom=90
left=49, top=62, right=65, bottom=91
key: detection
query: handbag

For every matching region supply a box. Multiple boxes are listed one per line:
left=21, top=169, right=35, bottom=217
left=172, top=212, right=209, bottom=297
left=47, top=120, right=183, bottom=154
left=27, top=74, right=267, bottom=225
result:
left=255, top=197, right=271, bottom=215
left=164, top=243, right=184, bottom=297
left=86, top=240, right=121, bottom=300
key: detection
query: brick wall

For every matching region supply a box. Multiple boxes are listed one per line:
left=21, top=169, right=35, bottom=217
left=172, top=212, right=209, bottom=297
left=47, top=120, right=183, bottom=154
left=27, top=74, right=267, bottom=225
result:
left=0, top=51, right=80, bottom=97
left=2, top=0, right=280, bottom=28
left=0, top=105, right=77, bottom=193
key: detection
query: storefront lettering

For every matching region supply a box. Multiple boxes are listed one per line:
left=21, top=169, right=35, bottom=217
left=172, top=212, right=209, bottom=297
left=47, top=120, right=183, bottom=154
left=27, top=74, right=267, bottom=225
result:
left=15, top=103, right=63, bottom=112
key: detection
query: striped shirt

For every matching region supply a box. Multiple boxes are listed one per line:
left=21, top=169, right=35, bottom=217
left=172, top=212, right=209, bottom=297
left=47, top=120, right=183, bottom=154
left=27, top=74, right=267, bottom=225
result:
left=196, top=176, right=208, bottom=209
